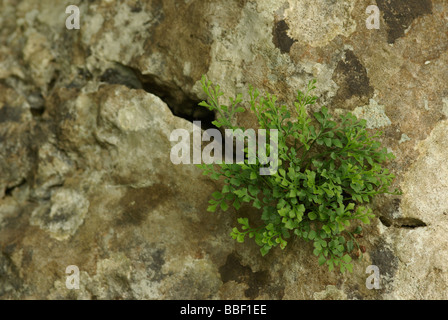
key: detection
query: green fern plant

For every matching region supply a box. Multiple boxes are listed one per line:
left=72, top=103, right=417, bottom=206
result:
left=197, top=75, right=400, bottom=273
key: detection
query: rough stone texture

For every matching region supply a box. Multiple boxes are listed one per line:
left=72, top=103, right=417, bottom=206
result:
left=350, top=99, right=392, bottom=129
left=0, top=0, right=448, bottom=300
left=0, top=84, right=33, bottom=199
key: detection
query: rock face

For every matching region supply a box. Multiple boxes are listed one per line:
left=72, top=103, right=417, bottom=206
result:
left=0, top=0, right=447, bottom=299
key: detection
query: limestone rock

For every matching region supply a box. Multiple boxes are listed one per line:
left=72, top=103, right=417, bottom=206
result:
left=30, top=188, right=90, bottom=241
left=0, top=0, right=447, bottom=300
left=0, top=84, right=33, bottom=199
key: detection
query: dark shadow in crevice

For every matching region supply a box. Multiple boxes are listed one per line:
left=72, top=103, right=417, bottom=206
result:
left=99, top=62, right=217, bottom=130
left=394, top=217, right=427, bottom=229
left=30, top=105, right=45, bottom=117
left=379, top=216, right=427, bottom=229
left=272, top=20, right=296, bottom=54
left=0, top=77, right=46, bottom=118
left=139, top=75, right=216, bottom=130
left=379, top=216, right=392, bottom=227
left=218, top=252, right=284, bottom=300
left=4, top=179, right=26, bottom=198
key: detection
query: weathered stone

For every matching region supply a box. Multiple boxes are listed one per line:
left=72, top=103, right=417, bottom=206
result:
left=0, top=0, right=448, bottom=300
left=30, top=188, right=90, bottom=241
left=285, top=0, right=357, bottom=48
left=351, top=99, right=392, bottom=129
left=0, top=84, right=33, bottom=199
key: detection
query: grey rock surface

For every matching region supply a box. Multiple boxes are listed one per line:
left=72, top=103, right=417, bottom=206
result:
left=0, top=0, right=447, bottom=299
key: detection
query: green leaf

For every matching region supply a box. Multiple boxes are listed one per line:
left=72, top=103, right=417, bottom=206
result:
left=253, top=199, right=262, bottom=209
left=328, top=260, right=334, bottom=272
left=233, top=199, right=241, bottom=210
left=318, top=255, right=326, bottom=266
left=346, top=240, right=354, bottom=252
left=211, top=120, right=222, bottom=128
left=237, top=217, right=249, bottom=227
left=308, top=212, right=317, bottom=221
left=320, top=239, right=328, bottom=248
left=260, top=245, right=272, bottom=256
left=207, top=204, right=217, bottom=212
left=210, top=172, right=221, bottom=180
left=220, top=201, right=229, bottom=211
left=248, top=185, right=260, bottom=196
left=284, top=219, right=295, bottom=230
left=234, top=188, right=247, bottom=197
left=333, top=139, right=343, bottom=148
left=212, top=191, right=223, bottom=200
left=345, top=263, right=353, bottom=273
left=354, top=226, right=362, bottom=234
left=360, top=216, right=370, bottom=224
left=230, top=177, right=241, bottom=186
left=342, top=254, right=352, bottom=263
left=314, top=112, right=324, bottom=124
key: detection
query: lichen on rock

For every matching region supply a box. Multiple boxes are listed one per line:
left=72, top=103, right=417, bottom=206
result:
left=0, top=0, right=447, bottom=300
